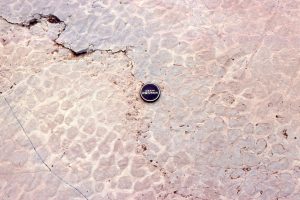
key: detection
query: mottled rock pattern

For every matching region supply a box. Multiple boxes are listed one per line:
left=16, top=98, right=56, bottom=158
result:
left=0, top=0, right=300, bottom=199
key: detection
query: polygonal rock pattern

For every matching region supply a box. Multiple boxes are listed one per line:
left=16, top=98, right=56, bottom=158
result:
left=0, top=0, right=300, bottom=200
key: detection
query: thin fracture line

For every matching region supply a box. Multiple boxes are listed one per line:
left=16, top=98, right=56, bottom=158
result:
left=3, top=97, right=88, bottom=200
left=52, top=171, right=89, bottom=199
left=4, top=97, right=52, bottom=171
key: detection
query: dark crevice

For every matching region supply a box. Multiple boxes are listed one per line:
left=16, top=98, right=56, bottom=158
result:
left=46, top=14, right=62, bottom=24
left=72, top=49, right=89, bottom=57
left=53, top=42, right=92, bottom=57
left=25, top=18, right=39, bottom=27
left=1, top=14, right=133, bottom=59
left=1, top=14, right=65, bottom=28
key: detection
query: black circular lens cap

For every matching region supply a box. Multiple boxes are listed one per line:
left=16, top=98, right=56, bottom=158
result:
left=140, top=83, right=161, bottom=103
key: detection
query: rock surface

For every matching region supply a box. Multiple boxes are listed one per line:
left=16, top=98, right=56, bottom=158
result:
left=0, top=0, right=300, bottom=199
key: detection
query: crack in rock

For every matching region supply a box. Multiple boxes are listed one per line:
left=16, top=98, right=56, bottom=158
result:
left=0, top=14, right=133, bottom=59
left=1, top=14, right=62, bottom=28
left=3, top=97, right=88, bottom=200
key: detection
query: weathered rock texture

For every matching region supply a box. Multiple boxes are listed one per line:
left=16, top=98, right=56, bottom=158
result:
left=0, top=0, right=300, bottom=199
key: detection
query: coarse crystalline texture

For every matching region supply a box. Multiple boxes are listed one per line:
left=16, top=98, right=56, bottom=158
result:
left=0, top=0, right=300, bottom=199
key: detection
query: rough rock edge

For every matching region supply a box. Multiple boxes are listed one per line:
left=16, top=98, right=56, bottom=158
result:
left=0, top=14, right=130, bottom=57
